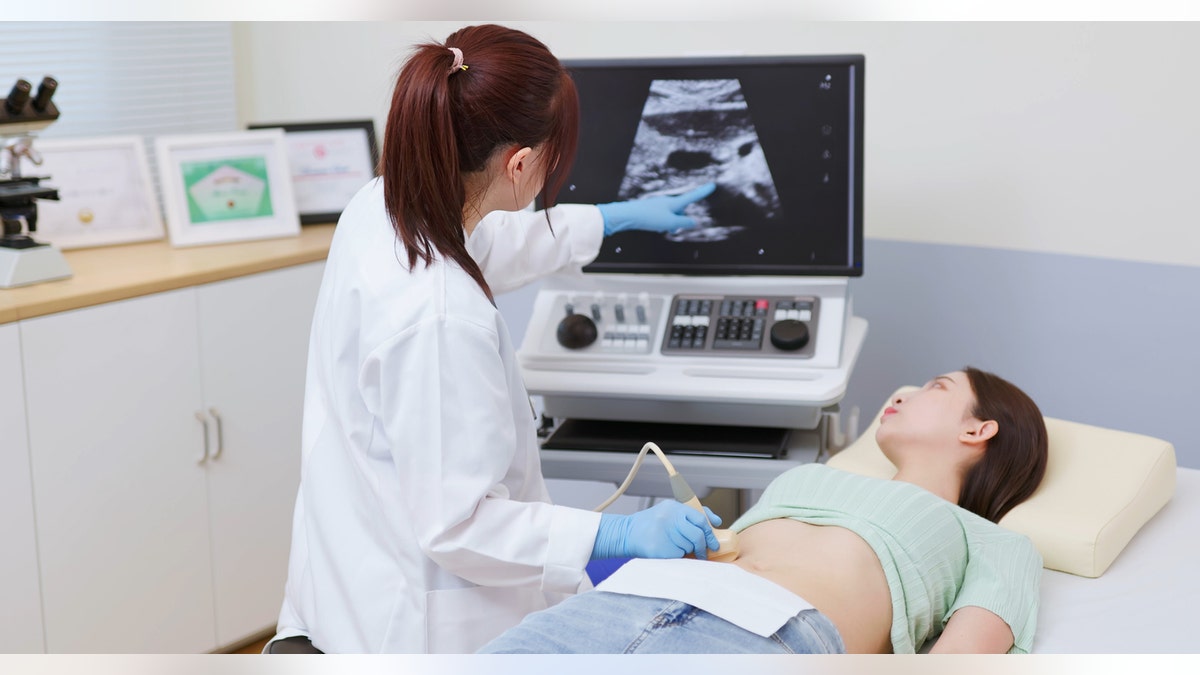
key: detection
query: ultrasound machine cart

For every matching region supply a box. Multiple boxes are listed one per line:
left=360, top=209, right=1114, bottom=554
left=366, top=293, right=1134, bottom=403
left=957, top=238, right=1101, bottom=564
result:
left=519, top=54, right=867, bottom=500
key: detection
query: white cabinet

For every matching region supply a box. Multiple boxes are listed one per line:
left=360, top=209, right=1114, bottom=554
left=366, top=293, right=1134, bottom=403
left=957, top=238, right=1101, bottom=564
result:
left=0, top=323, right=45, bottom=653
left=196, top=266, right=320, bottom=646
left=20, top=262, right=324, bottom=653
left=23, top=287, right=213, bottom=653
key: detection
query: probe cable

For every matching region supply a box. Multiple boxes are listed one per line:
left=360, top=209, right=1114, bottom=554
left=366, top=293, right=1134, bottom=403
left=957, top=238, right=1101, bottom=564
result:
left=593, top=441, right=702, bottom=512
left=593, top=441, right=739, bottom=561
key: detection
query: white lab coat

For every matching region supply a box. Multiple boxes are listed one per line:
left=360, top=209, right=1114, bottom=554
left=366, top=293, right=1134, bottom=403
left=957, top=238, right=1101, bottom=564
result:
left=273, top=178, right=606, bottom=653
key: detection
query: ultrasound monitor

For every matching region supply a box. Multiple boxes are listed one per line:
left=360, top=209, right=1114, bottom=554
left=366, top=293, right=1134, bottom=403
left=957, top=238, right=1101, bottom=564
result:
left=560, top=54, right=864, bottom=277
left=519, top=54, right=870, bottom=442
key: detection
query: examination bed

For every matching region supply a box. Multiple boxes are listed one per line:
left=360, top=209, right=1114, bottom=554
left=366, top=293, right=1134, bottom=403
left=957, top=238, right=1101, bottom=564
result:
left=828, top=388, right=1198, bottom=654
left=1032, top=465, right=1199, bottom=653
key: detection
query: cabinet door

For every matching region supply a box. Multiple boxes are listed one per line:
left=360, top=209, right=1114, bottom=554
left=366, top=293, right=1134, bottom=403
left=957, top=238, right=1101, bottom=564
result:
left=196, top=262, right=324, bottom=647
left=0, top=323, right=45, bottom=653
left=22, top=289, right=217, bottom=653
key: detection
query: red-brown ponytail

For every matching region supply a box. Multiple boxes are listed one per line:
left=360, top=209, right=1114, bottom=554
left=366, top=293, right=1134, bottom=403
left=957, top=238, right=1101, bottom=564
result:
left=379, top=24, right=580, bottom=301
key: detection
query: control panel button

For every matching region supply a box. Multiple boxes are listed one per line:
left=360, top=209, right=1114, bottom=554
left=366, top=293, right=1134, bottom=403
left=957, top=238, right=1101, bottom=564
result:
left=660, top=294, right=817, bottom=358
left=557, top=314, right=598, bottom=349
left=770, top=319, right=810, bottom=351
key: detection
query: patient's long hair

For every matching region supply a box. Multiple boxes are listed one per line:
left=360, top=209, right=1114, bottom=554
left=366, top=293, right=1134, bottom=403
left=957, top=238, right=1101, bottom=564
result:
left=959, top=367, right=1048, bottom=523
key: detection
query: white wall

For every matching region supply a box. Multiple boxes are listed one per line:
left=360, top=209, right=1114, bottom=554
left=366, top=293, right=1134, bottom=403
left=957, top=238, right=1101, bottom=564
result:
left=235, top=21, right=1200, bottom=268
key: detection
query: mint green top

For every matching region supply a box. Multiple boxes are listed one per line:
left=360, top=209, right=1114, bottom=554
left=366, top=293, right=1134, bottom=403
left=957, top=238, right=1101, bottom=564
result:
left=731, top=464, right=1041, bottom=654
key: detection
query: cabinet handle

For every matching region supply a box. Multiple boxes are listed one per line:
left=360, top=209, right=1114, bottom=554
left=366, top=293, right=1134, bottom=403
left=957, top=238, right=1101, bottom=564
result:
left=208, top=407, right=224, bottom=460
left=194, top=410, right=211, bottom=464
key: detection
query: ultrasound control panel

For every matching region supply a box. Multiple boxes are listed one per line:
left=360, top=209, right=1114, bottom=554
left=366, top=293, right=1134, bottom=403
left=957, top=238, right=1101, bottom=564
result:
left=524, top=278, right=861, bottom=431
left=547, top=291, right=820, bottom=359
left=549, top=292, right=666, bottom=354
left=663, top=295, right=819, bottom=358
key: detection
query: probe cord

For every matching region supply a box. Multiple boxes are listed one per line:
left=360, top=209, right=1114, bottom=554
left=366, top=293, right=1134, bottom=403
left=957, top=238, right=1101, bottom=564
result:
left=594, top=441, right=739, bottom=561
left=593, top=441, right=686, bottom=512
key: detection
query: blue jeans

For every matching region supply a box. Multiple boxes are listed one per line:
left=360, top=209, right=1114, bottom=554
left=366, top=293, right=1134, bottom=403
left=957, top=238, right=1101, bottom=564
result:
left=478, top=591, right=845, bottom=654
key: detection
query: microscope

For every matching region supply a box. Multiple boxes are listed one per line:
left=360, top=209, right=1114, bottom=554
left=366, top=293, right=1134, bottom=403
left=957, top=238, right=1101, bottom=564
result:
left=0, top=76, right=72, bottom=288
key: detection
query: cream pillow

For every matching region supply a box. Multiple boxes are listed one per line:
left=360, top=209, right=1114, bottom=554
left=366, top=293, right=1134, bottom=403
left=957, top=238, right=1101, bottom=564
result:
left=825, top=387, right=1177, bottom=577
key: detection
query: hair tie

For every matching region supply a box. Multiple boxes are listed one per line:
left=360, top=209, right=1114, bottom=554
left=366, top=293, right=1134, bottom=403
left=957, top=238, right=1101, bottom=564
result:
left=447, top=47, right=468, bottom=75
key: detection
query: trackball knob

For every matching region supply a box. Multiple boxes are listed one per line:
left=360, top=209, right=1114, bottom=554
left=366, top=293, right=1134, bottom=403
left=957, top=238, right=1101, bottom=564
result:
left=556, top=313, right=598, bottom=349
left=770, top=319, right=810, bottom=351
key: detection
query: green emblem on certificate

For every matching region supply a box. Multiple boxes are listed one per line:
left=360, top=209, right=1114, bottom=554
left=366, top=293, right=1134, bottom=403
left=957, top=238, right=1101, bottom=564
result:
left=182, top=157, right=274, bottom=224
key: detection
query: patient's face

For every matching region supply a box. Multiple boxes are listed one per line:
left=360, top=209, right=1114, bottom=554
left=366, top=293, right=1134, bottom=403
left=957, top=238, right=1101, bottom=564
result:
left=876, top=371, right=979, bottom=454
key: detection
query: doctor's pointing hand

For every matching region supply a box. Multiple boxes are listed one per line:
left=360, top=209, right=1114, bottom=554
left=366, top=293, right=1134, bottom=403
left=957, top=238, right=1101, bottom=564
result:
left=269, top=24, right=719, bottom=655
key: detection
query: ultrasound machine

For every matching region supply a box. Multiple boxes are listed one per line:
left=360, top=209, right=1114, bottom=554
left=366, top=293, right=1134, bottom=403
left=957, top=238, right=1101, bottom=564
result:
left=519, top=54, right=867, bottom=499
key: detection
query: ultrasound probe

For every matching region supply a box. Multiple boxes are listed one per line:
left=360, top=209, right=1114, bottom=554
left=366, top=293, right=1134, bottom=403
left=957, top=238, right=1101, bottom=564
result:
left=594, top=442, right=740, bottom=562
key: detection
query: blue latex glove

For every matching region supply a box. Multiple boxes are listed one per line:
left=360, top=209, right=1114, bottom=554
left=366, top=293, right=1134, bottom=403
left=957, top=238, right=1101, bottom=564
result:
left=592, top=501, right=723, bottom=560
left=597, top=182, right=717, bottom=237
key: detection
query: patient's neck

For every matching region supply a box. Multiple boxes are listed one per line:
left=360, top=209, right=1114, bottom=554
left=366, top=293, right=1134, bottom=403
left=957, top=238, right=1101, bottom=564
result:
left=892, top=463, right=965, bottom=505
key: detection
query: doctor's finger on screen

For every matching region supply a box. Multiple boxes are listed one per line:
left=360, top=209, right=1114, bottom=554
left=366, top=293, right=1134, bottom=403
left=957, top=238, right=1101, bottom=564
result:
left=597, top=182, right=717, bottom=236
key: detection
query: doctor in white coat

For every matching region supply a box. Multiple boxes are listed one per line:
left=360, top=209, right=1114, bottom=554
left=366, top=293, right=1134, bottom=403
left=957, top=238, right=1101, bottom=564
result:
left=270, top=24, right=720, bottom=654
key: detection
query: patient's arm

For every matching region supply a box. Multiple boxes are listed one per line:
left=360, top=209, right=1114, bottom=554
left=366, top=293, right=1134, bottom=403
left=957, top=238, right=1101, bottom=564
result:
left=928, top=606, right=1015, bottom=654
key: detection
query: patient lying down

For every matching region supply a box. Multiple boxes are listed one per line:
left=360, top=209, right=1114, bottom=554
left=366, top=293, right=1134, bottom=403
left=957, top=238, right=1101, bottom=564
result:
left=480, top=367, right=1049, bottom=654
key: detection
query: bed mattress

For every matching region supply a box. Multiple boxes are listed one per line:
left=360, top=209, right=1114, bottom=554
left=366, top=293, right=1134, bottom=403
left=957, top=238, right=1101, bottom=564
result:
left=1033, top=467, right=1200, bottom=653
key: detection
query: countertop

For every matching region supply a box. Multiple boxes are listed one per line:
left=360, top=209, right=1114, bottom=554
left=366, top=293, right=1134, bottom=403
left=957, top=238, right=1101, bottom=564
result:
left=0, top=225, right=335, bottom=325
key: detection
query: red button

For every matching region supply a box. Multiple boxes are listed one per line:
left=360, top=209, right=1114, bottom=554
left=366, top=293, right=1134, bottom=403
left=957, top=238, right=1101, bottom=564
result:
left=755, top=299, right=769, bottom=309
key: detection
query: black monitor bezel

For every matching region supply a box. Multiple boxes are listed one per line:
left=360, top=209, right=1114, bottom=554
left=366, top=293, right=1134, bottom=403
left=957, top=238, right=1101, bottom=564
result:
left=561, top=54, right=865, bottom=278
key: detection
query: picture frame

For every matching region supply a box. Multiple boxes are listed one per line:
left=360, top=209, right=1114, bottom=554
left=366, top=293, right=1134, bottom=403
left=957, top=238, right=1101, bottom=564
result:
left=22, top=135, right=165, bottom=250
left=247, top=119, right=379, bottom=225
left=154, top=129, right=300, bottom=247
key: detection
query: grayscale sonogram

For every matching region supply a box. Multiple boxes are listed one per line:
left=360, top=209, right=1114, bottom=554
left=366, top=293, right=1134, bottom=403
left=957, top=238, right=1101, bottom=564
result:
left=617, top=78, right=783, bottom=243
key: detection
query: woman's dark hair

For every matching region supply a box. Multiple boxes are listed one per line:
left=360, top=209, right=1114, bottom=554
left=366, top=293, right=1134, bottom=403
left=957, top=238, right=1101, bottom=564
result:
left=380, top=24, right=580, bottom=301
left=959, top=366, right=1049, bottom=523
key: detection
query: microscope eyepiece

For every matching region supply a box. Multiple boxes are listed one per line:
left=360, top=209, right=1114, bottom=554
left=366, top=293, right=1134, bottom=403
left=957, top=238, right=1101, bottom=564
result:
left=32, top=77, right=58, bottom=112
left=5, top=79, right=32, bottom=115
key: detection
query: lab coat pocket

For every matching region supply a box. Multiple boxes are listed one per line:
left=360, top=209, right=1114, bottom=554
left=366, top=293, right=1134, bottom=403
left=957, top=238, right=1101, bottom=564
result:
left=425, top=585, right=548, bottom=653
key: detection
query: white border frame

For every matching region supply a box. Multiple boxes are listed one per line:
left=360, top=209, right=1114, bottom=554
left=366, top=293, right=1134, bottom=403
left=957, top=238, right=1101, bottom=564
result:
left=154, top=129, right=299, bottom=247
left=247, top=119, right=379, bottom=225
left=25, top=135, right=165, bottom=250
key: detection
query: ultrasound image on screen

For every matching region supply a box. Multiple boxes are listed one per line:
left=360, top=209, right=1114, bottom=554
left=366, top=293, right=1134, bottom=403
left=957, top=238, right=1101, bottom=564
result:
left=564, top=56, right=863, bottom=276
left=617, top=79, right=783, bottom=244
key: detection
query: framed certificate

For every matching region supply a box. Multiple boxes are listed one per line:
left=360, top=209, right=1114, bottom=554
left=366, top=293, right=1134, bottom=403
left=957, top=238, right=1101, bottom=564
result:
left=247, top=119, right=379, bottom=225
left=155, top=129, right=300, bottom=247
left=24, top=135, right=164, bottom=250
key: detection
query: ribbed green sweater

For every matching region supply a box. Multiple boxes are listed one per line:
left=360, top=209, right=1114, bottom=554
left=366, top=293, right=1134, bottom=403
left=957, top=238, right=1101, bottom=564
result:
left=731, top=463, right=1041, bottom=653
